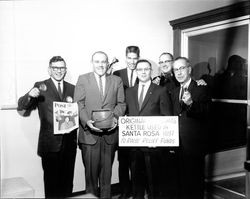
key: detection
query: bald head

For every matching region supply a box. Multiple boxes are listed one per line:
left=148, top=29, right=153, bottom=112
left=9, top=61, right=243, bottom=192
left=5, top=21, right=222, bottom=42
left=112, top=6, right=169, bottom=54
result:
left=92, top=51, right=109, bottom=77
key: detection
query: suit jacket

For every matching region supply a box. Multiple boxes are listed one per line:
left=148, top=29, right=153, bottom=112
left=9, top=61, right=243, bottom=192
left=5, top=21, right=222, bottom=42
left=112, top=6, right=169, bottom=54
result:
left=113, top=68, right=139, bottom=91
left=126, top=82, right=172, bottom=117
left=17, top=78, right=77, bottom=156
left=153, top=73, right=179, bottom=93
left=171, top=79, right=211, bottom=154
left=126, top=82, right=172, bottom=151
left=74, top=72, right=126, bottom=145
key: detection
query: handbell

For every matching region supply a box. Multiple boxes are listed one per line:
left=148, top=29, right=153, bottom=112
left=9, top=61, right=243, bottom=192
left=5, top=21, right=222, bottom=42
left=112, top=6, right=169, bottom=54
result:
left=39, top=83, right=47, bottom=91
left=91, top=109, right=114, bottom=130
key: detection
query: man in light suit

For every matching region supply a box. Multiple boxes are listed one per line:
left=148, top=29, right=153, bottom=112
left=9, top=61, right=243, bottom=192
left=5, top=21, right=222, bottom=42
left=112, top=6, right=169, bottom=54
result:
left=125, top=59, right=172, bottom=199
left=17, top=56, right=77, bottom=198
left=74, top=51, right=126, bottom=198
left=171, top=57, right=211, bottom=199
left=113, top=45, right=140, bottom=198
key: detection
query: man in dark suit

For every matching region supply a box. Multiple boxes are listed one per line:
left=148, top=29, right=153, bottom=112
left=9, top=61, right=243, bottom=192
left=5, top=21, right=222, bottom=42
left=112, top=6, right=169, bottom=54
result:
left=153, top=52, right=180, bottom=198
left=113, top=46, right=140, bottom=90
left=74, top=51, right=126, bottom=198
left=171, top=57, right=211, bottom=199
left=153, top=52, right=207, bottom=91
left=17, top=56, right=77, bottom=198
left=126, top=59, right=172, bottom=199
left=113, top=46, right=140, bottom=198
left=153, top=52, right=178, bottom=92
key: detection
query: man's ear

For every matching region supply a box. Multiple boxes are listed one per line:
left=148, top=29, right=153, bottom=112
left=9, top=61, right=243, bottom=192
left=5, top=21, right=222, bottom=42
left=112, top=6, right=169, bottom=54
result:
left=188, top=66, right=192, bottom=75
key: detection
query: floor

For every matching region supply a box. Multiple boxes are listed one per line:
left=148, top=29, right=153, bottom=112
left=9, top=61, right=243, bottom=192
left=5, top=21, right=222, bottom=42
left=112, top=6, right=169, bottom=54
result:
left=71, top=176, right=246, bottom=199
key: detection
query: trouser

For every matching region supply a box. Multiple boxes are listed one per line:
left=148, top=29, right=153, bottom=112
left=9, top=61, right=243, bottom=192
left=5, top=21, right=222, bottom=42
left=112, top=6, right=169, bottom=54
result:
left=41, top=148, right=76, bottom=198
left=80, top=136, right=116, bottom=199
left=179, top=151, right=205, bottom=199
left=161, top=148, right=180, bottom=199
left=130, top=148, right=162, bottom=199
left=118, top=147, right=132, bottom=196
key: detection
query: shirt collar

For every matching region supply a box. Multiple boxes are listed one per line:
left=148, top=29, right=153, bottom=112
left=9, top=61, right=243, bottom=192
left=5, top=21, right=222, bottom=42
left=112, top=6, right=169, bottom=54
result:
left=139, top=80, right=151, bottom=88
left=94, top=72, right=106, bottom=80
left=181, top=78, right=191, bottom=89
left=51, top=78, right=63, bottom=88
left=127, top=67, right=135, bottom=75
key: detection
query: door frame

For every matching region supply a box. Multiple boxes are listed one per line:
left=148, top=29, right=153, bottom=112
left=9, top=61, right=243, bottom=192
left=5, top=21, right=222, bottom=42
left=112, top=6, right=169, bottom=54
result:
left=170, top=1, right=250, bottom=197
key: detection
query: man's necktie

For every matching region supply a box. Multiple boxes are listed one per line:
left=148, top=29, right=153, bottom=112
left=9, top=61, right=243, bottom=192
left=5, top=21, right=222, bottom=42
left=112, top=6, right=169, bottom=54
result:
left=138, top=85, right=145, bottom=110
left=99, top=76, right=104, bottom=99
left=130, top=70, right=134, bottom=87
left=58, top=82, right=63, bottom=100
left=179, top=85, right=184, bottom=102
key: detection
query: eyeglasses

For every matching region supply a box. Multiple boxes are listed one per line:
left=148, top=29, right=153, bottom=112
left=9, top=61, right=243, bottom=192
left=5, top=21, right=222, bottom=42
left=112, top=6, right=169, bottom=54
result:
left=173, top=66, right=188, bottom=73
left=50, top=67, right=67, bottom=72
left=93, top=61, right=108, bottom=65
left=136, top=68, right=151, bottom=72
left=127, top=57, right=139, bottom=61
left=159, top=60, right=172, bottom=64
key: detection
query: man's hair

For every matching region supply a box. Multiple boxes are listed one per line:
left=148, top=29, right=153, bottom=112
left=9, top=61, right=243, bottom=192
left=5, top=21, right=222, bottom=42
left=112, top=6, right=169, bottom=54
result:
left=91, top=51, right=109, bottom=62
left=159, top=52, right=174, bottom=60
left=49, top=56, right=66, bottom=67
left=126, top=46, right=140, bottom=57
left=135, top=59, right=152, bottom=69
left=174, top=56, right=190, bottom=66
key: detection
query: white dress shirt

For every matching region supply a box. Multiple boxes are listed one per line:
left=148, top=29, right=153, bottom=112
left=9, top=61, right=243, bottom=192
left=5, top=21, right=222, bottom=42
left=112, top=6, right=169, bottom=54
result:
left=94, top=72, right=106, bottom=95
left=138, top=80, right=151, bottom=102
left=127, top=68, right=137, bottom=87
left=51, top=78, right=63, bottom=93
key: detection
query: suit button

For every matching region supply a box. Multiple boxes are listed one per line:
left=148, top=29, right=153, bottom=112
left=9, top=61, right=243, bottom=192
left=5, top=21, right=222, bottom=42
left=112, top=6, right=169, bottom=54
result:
left=179, top=114, right=182, bottom=116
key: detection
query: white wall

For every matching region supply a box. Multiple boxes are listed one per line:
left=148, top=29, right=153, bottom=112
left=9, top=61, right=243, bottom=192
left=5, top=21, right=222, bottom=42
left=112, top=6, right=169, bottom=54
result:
left=1, top=0, right=238, bottom=197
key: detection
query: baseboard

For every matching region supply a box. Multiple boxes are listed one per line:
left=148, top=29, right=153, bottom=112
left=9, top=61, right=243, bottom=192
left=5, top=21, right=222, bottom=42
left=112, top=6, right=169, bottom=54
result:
left=205, top=171, right=245, bottom=182
left=205, top=146, right=246, bottom=178
left=206, top=175, right=246, bottom=199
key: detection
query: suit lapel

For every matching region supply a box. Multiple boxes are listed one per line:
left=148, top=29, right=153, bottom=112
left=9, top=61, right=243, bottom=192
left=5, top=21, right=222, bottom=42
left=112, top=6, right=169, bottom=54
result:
left=187, top=79, right=195, bottom=94
left=62, top=81, right=73, bottom=102
left=90, top=72, right=102, bottom=102
left=132, top=84, right=140, bottom=112
left=122, top=69, right=129, bottom=88
left=103, top=75, right=111, bottom=103
left=62, top=81, right=67, bottom=101
left=174, top=87, right=182, bottom=114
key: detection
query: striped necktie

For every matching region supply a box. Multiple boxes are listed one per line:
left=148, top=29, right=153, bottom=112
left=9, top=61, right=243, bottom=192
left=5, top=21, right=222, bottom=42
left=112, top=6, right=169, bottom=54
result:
left=99, top=76, right=104, bottom=99
left=130, top=70, right=134, bottom=87
left=179, top=85, right=184, bottom=102
left=138, top=85, right=145, bottom=110
left=58, top=82, right=63, bottom=100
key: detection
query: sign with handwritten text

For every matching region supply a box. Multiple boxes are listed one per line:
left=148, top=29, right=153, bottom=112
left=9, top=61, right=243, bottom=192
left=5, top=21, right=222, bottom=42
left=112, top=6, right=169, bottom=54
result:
left=119, top=116, right=179, bottom=147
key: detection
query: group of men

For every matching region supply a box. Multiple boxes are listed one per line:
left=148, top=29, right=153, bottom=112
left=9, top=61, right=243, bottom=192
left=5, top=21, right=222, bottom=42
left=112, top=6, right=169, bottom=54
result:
left=18, top=46, right=211, bottom=199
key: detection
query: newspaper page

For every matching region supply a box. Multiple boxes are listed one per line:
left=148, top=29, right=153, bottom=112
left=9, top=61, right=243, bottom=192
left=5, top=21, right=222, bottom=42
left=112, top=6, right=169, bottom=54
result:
left=53, top=102, right=79, bottom=134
